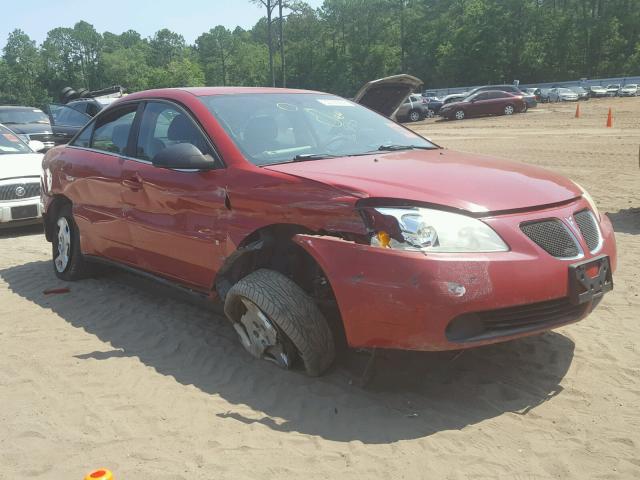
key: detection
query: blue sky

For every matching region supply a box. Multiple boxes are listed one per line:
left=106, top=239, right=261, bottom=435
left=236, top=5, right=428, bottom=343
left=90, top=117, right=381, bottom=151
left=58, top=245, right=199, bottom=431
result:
left=1, top=0, right=325, bottom=49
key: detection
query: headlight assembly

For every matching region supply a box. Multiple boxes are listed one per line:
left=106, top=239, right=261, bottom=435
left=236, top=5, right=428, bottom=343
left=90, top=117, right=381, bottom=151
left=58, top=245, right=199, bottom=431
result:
left=364, top=207, right=509, bottom=253
left=573, top=182, right=600, bottom=220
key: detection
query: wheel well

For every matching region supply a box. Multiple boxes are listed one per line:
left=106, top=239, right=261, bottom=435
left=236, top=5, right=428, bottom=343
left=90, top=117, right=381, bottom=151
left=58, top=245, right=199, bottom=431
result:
left=215, top=224, right=348, bottom=349
left=43, top=195, right=72, bottom=242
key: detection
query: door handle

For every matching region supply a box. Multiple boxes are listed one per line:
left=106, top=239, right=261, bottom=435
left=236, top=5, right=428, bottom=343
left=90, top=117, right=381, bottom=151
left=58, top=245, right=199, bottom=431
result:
left=122, top=175, right=142, bottom=190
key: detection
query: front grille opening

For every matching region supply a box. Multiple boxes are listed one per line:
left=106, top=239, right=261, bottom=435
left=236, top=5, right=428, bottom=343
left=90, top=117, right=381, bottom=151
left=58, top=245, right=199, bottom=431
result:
left=0, top=183, right=41, bottom=201
left=446, top=298, right=589, bottom=343
left=520, top=219, right=579, bottom=258
left=574, top=209, right=601, bottom=252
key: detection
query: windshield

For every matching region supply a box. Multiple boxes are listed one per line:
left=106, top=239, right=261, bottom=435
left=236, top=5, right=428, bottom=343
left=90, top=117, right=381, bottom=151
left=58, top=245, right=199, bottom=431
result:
left=558, top=88, right=573, bottom=93
left=0, top=109, right=49, bottom=125
left=0, top=125, right=32, bottom=154
left=199, top=93, right=436, bottom=166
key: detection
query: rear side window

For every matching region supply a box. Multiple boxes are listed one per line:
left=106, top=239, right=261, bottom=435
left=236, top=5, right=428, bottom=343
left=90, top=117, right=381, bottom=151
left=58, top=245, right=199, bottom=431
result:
left=134, top=101, right=213, bottom=161
left=56, top=106, right=91, bottom=127
left=91, top=105, right=138, bottom=155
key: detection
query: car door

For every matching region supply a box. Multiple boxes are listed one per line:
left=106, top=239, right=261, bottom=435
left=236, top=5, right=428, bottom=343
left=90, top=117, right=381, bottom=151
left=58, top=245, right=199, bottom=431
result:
left=468, top=92, right=491, bottom=116
left=120, top=100, right=228, bottom=289
left=64, top=102, right=140, bottom=264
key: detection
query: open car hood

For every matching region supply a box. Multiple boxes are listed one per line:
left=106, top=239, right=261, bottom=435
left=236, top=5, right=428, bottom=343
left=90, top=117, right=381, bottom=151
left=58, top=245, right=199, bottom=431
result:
left=353, top=74, right=423, bottom=118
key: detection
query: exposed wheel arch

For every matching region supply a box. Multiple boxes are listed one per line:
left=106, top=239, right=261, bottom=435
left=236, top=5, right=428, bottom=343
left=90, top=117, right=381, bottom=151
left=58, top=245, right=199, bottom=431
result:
left=44, top=195, right=72, bottom=242
left=214, top=223, right=348, bottom=351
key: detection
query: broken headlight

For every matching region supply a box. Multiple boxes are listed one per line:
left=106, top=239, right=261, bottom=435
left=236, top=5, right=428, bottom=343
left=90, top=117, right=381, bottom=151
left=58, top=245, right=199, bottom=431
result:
left=365, top=207, right=508, bottom=253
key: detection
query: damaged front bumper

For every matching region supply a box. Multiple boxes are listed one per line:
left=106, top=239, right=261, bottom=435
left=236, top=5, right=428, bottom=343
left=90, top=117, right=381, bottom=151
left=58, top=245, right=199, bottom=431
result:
left=293, top=200, right=617, bottom=351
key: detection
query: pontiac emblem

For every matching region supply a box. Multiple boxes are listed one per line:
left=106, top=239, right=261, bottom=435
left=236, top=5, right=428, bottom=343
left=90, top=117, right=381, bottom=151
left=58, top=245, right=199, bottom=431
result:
left=15, top=186, right=26, bottom=197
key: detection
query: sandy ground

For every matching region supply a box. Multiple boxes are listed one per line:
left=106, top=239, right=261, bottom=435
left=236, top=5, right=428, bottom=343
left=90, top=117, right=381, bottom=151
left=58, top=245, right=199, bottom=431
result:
left=1, top=97, right=639, bottom=479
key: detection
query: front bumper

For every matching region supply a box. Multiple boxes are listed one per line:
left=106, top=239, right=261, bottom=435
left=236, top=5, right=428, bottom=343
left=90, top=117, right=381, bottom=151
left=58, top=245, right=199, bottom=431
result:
left=294, top=198, right=616, bottom=351
left=0, top=197, right=42, bottom=226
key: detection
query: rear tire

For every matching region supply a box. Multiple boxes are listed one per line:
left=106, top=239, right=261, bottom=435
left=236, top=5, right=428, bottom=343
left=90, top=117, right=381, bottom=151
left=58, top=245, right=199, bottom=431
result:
left=408, top=109, right=422, bottom=122
left=52, top=204, right=93, bottom=281
left=224, top=269, right=336, bottom=376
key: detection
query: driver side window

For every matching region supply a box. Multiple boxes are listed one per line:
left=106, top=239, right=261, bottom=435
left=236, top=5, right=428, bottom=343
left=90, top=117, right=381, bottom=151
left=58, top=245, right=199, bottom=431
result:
left=135, top=101, right=213, bottom=162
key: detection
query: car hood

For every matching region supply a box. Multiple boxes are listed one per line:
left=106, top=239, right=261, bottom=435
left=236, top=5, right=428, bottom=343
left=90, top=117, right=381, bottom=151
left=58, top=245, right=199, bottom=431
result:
left=265, top=149, right=581, bottom=213
left=0, top=153, right=43, bottom=180
left=2, top=123, right=53, bottom=135
left=353, top=74, right=423, bottom=118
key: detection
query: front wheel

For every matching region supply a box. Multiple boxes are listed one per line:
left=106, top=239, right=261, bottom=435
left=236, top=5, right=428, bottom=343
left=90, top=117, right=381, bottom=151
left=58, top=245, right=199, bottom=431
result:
left=408, top=109, right=422, bottom=122
left=503, top=104, right=515, bottom=115
left=52, top=204, right=93, bottom=280
left=454, top=109, right=465, bottom=120
left=224, top=269, right=336, bottom=376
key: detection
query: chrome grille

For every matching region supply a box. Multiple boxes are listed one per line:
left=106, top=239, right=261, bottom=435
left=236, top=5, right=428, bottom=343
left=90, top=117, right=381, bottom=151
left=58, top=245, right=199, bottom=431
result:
left=574, top=210, right=601, bottom=252
left=27, top=133, right=55, bottom=149
left=521, top=219, right=579, bottom=258
left=0, top=182, right=41, bottom=200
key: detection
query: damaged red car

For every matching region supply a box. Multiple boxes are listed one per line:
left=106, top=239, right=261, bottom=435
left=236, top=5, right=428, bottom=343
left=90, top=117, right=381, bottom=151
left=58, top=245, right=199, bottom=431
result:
left=41, top=87, right=616, bottom=376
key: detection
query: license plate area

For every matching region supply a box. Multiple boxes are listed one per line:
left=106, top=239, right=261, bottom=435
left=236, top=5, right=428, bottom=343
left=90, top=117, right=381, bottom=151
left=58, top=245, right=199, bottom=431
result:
left=569, top=255, right=613, bottom=305
left=11, top=204, right=38, bottom=220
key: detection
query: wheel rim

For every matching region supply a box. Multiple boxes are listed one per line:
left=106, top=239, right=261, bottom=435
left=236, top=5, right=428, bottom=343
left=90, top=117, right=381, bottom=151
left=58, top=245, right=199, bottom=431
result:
left=55, top=217, right=71, bottom=273
left=410, top=111, right=420, bottom=121
left=455, top=110, right=464, bottom=120
left=427, top=109, right=435, bottom=118
left=234, top=297, right=291, bottom=369
left=505, top=105, right=514, bottom=115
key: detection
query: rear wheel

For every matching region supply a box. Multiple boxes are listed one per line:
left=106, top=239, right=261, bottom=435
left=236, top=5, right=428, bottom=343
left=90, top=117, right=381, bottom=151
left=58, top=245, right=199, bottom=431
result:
left=52, top=204, right=93, bottom=281
left=224, top=269, right=336, bottom=376
left=426, top=109, right=435, bottom=118
left=503, top=104, right=515, bottom=115
left=521, top=102, right=528, bottom=113
left=454, top=109, right=465, bottom=120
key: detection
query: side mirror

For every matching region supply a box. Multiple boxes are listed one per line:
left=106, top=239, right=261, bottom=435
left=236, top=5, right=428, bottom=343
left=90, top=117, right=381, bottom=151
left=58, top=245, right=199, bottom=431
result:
left=152, top=143, right=215, bottom=170
left=29, top=140, right=45, bottom=152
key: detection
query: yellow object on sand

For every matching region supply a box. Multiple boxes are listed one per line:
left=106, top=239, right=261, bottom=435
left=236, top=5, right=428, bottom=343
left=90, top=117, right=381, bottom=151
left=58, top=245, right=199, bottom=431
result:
left=84, top=469, right=113, bottom=480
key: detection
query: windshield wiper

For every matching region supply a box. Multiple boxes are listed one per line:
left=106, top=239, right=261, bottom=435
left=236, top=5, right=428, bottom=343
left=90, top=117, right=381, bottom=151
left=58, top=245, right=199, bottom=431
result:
left=376, top=144, right=436, bottom=152
left=292, top=153, right=338, bottom=162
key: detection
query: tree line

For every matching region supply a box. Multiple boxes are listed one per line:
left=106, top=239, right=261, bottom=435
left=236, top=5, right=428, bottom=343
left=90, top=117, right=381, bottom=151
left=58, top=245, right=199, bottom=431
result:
left=1, top=0, right=639, bottom=109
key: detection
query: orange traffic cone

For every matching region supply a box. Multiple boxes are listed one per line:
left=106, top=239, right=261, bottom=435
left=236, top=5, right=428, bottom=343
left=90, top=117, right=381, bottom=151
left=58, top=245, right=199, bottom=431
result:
left=606, top=107, right=613, bottom=127
left=84, top=469, right=113, bottom=480
left=575, top=103, right=581, bottom=118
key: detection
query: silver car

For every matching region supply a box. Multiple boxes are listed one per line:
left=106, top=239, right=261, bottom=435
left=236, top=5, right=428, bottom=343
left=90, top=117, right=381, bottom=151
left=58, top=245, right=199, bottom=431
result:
left=548, top=88, right=579, bottom=102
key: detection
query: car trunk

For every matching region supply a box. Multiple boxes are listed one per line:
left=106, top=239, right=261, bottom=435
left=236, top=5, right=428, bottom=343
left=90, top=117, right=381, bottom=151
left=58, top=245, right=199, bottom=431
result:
left=352, top=74, right=423, bottom=119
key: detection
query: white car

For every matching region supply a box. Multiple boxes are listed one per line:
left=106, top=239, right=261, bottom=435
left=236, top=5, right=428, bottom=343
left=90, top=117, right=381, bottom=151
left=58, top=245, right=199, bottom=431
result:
left=0, top=124, right=45, bottom=227
left=548, top=87, right=579, bottom=102
left=619, top=84, right=638, bottom=97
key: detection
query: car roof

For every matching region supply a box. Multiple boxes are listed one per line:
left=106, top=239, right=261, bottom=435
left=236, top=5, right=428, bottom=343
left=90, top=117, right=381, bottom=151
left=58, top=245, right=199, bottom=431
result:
left=124, top=87, right=326, bottom=101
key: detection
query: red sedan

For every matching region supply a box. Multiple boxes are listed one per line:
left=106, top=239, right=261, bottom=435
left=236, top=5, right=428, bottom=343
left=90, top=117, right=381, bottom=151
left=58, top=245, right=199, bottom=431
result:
left=439, top=90, right=528, bottom=120
left=41, top=87, right=616, bottom=376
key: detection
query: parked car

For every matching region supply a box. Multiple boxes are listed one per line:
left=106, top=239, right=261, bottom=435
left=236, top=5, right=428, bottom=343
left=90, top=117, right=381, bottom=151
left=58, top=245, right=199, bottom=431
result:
left=439, top=91, right=527, bottom=120
left=352, top=74, right=423, bottom=120
left=0, top=124, right=45, bottom=227
left=465, top=85, right=538, bottom=108
left=0, top=106, right=59, bottom=150
left=538, top=88, right=552, bottom=103
left=589, top=85, right=609, bottom=98
left=48, top=104, right=93, bottom=145
left=396, top=94, right=431, bottom=122
left=41, top=87, right=616, bottom=376
left=524, top=88, right=542, bottom=101
left=548, top=88, right=580, bottom=102
left=422, top=96, right=443, bottom=114
left=442, top=93, right=467, bottom=105
left=605, top=84, right=621, bottom=97
left=618, top=84, right=638, bottom=97
left=568, top=86, right=590, bottom=100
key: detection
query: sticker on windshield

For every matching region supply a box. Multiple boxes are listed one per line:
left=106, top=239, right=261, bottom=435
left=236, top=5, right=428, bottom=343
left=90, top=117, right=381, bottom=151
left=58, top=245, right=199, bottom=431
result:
left=317, top=99, right=354, bottom=107
left=277, top=102, right=298, bottom=112
left=2, top=133, right=19, bottom=142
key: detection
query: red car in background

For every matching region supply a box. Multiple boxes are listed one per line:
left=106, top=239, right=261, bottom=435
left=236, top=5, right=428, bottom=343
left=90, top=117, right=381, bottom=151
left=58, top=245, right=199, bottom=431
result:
left=41, top=87, right=616, bottom=376
left=439, top=90, right=527, bottom=120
